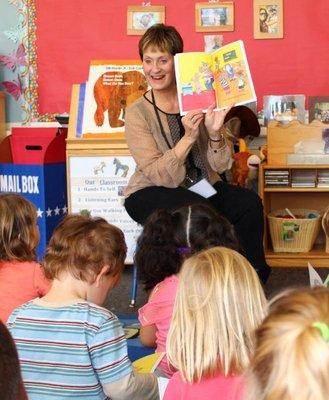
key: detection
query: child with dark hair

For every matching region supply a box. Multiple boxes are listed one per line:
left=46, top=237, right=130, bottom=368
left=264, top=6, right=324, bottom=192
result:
left=136, top=203, right=241, bottom=376
left=8, top=214, right=158, bottom=400
left=0, top=194, right=50, bottom=322
left=0, top=321, right=28, bottom=400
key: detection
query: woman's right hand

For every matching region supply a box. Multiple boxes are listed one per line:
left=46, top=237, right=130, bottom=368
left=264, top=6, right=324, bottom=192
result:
left=181, top=109, right=204, bottom=142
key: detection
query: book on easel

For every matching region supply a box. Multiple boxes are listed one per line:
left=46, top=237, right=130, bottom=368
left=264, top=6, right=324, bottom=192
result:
left=174, top=40, right=256, bottom=115
left=81, top=60, right=148, bottom=137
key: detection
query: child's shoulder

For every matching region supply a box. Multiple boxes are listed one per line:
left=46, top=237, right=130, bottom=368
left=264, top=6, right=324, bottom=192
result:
left=149, top=274, right=179, bottom=301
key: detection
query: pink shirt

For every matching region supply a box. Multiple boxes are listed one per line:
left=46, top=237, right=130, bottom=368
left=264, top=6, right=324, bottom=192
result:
left=138, top=274, right=179, bottom=377
left=163, top=371, right=244, bottom=400
left=0, top=260, right=50, bottom=322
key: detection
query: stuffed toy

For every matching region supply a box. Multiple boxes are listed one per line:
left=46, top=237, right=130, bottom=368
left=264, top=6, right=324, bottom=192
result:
left=232, top=139, right=261, bottom=191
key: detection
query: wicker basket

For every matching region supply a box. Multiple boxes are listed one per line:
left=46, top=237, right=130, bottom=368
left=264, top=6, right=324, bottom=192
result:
left=268, top=208, right=321, bottom=253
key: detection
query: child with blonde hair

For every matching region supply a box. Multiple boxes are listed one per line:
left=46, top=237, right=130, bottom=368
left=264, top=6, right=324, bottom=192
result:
left=8, top=214, right=158, bottom=400
left=137, top=204, right=241, bottom=377
left=247, top=286, right=329, bottom=400
left=0, top=194, right=50, bottom=322
left=164, top=246, right=267, bottom=399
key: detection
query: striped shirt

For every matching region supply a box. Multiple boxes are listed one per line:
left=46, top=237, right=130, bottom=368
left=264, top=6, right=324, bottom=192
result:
left=7, top=300, right=132, bottom=399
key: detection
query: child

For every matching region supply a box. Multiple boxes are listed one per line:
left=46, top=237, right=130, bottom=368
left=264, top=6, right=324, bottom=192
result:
left=164, top=246, right=267, bottom=399
left=0, top=194, right=50, bottom=322
left=247, top=286, right=329, bottom=400
left=0, top=320, right=28, bottom=400
left=8, top=215, right=158, bottom=400
left=136, top=204, right=241, bottom=377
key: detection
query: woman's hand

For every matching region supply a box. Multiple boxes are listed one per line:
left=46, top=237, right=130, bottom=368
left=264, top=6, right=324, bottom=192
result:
left=181, top=109, right=204, bottom=142
left=205, top=103, right=234, bottom=139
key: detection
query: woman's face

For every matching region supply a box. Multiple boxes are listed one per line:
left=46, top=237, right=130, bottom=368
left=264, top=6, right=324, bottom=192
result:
left=142, top=47, right=176, bottom=92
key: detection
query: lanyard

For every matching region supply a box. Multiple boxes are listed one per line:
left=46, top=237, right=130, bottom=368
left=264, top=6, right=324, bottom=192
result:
left=150, top=90, right=200, bottom=185
left=151, top=90, right=174, bottom=150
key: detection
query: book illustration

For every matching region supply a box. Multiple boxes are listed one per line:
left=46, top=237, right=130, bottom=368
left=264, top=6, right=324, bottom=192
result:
left=82, top=61, right=148, bottom=135
left=132, top=352, right=165, bottom=373
left=174, top=40, right=256, bottom=115
left=93, top=70, right=147, bottom=127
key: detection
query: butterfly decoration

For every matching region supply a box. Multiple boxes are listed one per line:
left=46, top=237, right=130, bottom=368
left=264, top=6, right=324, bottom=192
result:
left=4, top=24, right=25, bottom=43
left=0, top=43, right=27, bottom=72
left=1, top=75, right=24, bottom=101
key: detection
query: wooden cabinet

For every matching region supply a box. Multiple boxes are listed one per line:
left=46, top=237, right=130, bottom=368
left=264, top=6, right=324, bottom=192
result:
left=259, top=163, right=329, bottom=267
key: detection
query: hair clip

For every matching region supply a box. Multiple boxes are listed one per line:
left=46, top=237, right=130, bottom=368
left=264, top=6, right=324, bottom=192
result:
left=176, top=247, right=192, bottom=255
left=312, top=322, right=329, bottom=342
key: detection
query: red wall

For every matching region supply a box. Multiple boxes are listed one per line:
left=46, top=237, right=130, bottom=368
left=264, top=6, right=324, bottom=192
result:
left=35, top=0, right=329, bottom=114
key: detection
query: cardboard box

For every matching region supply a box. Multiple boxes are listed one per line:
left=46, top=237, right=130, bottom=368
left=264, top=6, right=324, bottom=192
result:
left=0, top=127, right=67, bottom=259
left=267, top=120, right=326, bottom=165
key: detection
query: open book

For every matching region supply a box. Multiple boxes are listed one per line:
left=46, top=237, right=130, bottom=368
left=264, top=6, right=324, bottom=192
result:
left=132, top=352, right=165, bottom=373
left=174, top=40, right=256, bottom=115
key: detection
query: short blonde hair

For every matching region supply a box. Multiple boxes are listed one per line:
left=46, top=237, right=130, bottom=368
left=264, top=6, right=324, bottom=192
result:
left=0, top=194, right=38, bottom=261
left=43, top=215, right=127, bottom=282
left=247, top=287, right=329, bottom=400
left=166, top=246, right=267, bottom=383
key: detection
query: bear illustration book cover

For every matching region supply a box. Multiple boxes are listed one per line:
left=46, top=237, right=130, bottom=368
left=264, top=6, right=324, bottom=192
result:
left=81, top=60, right=148, bottom=136
left=174, top=40, right=256, bottom=115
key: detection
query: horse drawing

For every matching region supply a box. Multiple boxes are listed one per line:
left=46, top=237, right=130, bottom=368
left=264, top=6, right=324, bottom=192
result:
left=113, top=158, right=129, bottom=178
left=93, top=161, right=106, bottom=175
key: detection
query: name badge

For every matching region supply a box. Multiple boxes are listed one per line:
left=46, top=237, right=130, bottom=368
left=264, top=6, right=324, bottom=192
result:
left=188, top=178, right=217, bottom=198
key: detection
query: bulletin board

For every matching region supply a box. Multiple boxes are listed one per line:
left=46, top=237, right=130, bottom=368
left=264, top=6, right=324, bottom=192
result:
left=32, top=0, right=329, bottom=117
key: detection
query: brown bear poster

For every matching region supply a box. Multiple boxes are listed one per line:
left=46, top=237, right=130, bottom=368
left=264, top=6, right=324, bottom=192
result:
left=82, top=61, right=148, bottom=135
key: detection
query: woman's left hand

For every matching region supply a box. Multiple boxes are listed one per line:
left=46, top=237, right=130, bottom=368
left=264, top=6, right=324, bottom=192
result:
left=204, top=103, right=234, bottom=138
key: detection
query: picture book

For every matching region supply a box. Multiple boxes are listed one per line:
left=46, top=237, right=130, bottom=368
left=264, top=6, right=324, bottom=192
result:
left=132, top=352, right=165, bottom=373
left=174, top=40, right=256, bottom=115
left=81, top=60, right=148, bottom=136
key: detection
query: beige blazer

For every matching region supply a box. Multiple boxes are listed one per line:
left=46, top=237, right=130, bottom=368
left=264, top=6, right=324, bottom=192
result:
left=124, top=93, right=232, bottom=197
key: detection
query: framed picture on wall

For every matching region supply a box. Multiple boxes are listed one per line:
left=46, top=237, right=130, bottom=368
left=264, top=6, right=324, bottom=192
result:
left=195, top=2, right=234, bottom=32
left=127, top=5, right=165, bottom=35
left=309, top=96, right=329, bottom=124
left=253, top=0, right=283, bottom=39
left=263, top=95, right=306, bottom=126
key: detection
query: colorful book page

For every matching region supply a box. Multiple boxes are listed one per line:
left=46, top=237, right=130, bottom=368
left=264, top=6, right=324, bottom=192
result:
left=132, top=352, right=165, bottom=373
left=174, top=52, right=216, bottom=115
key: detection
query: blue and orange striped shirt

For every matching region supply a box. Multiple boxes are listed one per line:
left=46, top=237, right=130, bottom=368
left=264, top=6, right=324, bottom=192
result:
left=8, top=300, right=132, bottom=399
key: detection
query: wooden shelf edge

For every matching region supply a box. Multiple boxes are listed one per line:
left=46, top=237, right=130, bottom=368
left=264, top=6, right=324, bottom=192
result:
left=266, top=250, right=329, bottom=267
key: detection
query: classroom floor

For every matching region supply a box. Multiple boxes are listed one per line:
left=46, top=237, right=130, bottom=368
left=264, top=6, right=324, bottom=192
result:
left=105, top=266, right=329, bottom=315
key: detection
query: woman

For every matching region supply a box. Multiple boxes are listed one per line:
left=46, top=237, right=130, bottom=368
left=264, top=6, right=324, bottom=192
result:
left=124, top=24, right=270, bottom=283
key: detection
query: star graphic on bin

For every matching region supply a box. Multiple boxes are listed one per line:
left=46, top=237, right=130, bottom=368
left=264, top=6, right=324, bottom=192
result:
left=54, top=206, right=60, bottom=216
left=62, top=205, right=68, bottom=214
left=46, top=208, right=52, bottom=217
left=37, top=208, right=43, bottom=218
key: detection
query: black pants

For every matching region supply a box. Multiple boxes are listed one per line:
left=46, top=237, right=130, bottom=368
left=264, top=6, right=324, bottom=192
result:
left=124, top=181, right=270, bottom=283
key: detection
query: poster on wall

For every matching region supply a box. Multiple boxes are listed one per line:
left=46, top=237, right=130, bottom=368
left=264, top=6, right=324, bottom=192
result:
left=69, top=155, right=141, bottom=263
left=81, top=60, right=148, bottom=137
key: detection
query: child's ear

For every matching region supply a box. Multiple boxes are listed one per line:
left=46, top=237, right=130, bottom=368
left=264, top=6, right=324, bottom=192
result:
left=94, top=265, right=111, bottom=287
